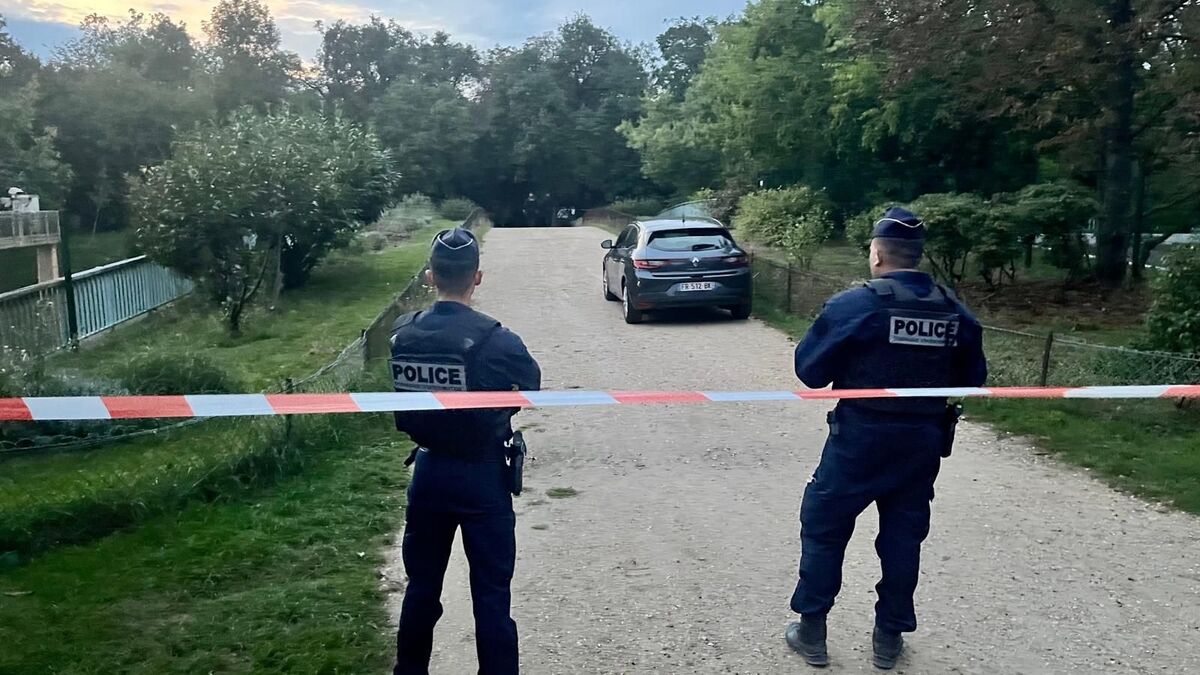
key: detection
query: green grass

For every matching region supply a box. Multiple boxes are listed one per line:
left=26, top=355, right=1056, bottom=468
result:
left=545, top=487, right=578, bottom=499
left=0, top=416, right=328, bottom=556
left=0, top=419, right=408, bottom=674
left=971, top=400, right=1200, bottom=514
left=0, top=230, right=132, bottom=292
left=1, top=231, right=438, bottom=557
left=55, top=225, right=441, bottom=391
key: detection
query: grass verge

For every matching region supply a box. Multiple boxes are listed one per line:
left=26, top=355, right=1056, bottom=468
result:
left=1, top=230, right=439, bottom=558
left=0, top=417, right=408, bottom=674
left=56, top=226, right=442, bottom=391
left=969, top=400, right=1200, bottom=513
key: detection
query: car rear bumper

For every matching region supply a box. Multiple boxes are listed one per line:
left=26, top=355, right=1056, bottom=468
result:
left=630, top=270, right=752, bottom=309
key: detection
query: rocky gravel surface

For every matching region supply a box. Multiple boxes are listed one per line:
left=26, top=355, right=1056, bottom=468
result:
left=381, top=226, right=1200, bottom=674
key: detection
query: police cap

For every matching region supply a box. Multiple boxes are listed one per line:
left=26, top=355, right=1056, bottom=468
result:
left=872, top=207, right=925, bottom=241
left=430, top=228, right=480, bottom=269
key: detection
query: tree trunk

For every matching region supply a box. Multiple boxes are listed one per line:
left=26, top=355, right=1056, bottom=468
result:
left=271, top=243, right=284, bottom=307
left=1095, top=0, right=1137, bottom=285
left=1131, top=160, right=1147, bottom=281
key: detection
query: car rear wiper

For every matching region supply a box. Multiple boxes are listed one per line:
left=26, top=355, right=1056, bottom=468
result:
left=691, top=244, right=719, bottom=251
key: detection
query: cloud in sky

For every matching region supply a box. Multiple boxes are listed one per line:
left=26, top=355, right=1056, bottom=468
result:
left=2, top=0, right=747, bottom=59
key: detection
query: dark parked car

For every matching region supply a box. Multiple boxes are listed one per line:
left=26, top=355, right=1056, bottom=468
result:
left=601, top=218, right=752, bottom=324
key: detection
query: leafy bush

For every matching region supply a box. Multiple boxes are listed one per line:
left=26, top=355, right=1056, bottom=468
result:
left=132, top=107, right=396, bottom=334
left=699, top=180, right=754, bottom=224
left=609, top=198, right=665, bottom=217
left=735, top=187, right=833, bottom=267
left=400, top=193, right=434, bottom=213
left=844, top=203, right=896, bottom=253
left=361, top=231, right=388, bottom=251
left=0, top=352, right=158, bottom=450
left=999, top=181, right=1096, bottom=277
left=390, top=194, right=435, bottom=232
left=117, top=352, right=242, bottom=396
left=910, top=192, right=990, bottom=284
left=1146, top=245, right=1200, bottom=355
left=437, top=198, right=477, bottom=221
left=973, top=208, right=1022, bottom=288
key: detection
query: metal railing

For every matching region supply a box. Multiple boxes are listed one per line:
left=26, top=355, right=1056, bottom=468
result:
left=0, top=210, right=491, bottom=457
left=0, top=211, right=60, bottom=250
left=0, top=256, right=193, bottom=354
left=71, top=257, right=194, bottom=340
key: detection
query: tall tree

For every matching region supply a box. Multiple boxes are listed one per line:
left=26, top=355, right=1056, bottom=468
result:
left=39, top=12, right=210, bottom=228
left=317, top=18, right=479, bottom=121
left=0, top=16, right=39, bottom=88
left=0, top=20, right=70, bottom=206
left=371, top=82, right=479, bottom=197
left=653, top=17, right=716, bottom=100
left=204, top=0, right=299, bottom=116
left=848, top=0, right=1200, bottom=284
left=471, top=17, right=648, bottom=224
left=624, top=2, right=833, bottom=198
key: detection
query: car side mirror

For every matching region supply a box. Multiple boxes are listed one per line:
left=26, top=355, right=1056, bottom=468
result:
left=601, top=239, right=614, bottom=249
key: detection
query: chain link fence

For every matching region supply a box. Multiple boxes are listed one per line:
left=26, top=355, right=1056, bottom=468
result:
left=750, top=252, right=1200, bottom=389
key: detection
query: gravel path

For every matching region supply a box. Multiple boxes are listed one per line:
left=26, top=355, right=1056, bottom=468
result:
left=383, top=226, right=1200, bottom=674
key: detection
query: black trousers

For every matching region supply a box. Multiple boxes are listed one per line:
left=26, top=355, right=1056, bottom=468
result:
left=394, top=451, right=517, bottom=675
left=790, top=408, right=944, bottom=634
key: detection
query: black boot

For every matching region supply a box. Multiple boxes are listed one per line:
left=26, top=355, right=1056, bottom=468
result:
left=871, top=626, right=903, bottom=670
left=785, top=615, right=829, bottom=667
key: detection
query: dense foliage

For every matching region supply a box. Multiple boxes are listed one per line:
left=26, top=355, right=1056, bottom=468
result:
left=131, top=109, right=394, bottom=332
left=735, top=187, right=833, bottom=267
left=1147, top=246, right=1200, bottom=354
left=1, top=0, right=1197, bottom=345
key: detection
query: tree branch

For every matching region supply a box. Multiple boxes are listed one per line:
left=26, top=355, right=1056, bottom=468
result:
left=1148, top=186, right=1200, bottom=215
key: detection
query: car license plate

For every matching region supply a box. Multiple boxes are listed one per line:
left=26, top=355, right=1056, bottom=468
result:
left=678, top=282, right=715, bottom=292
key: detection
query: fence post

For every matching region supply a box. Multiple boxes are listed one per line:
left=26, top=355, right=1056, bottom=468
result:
left=282, top=377, right=294, bottom=444
left=785, top=262, right=793, bottom=313
left=59, top=224, right=79, bottom=350
left=1039, top=332, right=1055, bottom=387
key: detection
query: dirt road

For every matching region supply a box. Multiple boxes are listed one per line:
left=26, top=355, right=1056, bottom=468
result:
left=384, top=226, right=1200, bottom=674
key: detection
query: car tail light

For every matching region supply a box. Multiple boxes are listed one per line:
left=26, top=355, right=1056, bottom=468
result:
left=722, top=255, right=749, bottom=266
left=633, top=259, right=668, bottom=270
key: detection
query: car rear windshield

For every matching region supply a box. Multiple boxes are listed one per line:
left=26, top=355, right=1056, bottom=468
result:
left=647, top=229, right=735, bottom=252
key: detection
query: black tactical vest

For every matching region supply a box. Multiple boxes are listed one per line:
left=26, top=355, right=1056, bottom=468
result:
left=838, top=278, right=961, bottom=416
left=389, top=308, right=508, bottom=457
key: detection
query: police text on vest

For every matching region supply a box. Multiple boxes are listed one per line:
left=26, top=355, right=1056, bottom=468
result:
left=391, top=361, right=469, bottom=391
left=888, top=316, right=959, bottom=347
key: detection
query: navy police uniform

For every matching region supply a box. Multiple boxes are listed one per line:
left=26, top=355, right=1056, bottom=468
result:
left=790, top=209, right=987, bottom=639
left=391, top=229, right=541, bottom=675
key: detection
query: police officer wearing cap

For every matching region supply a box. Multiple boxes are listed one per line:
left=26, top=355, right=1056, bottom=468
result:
left=784, top=208, right=987, bottom=670
left=390, top=228, right=541, bottom=675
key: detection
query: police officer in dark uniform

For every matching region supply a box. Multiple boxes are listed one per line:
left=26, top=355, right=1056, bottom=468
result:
left=784, top=208, right=987, bottom=670
left=390, top=228, right=541, bottom=675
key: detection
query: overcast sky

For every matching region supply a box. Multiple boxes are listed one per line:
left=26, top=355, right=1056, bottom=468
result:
left=3, top=0, right=748, bottom=59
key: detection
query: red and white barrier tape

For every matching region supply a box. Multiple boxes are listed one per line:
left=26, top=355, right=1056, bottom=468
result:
left=1, top=385, right=1197, bottom=422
